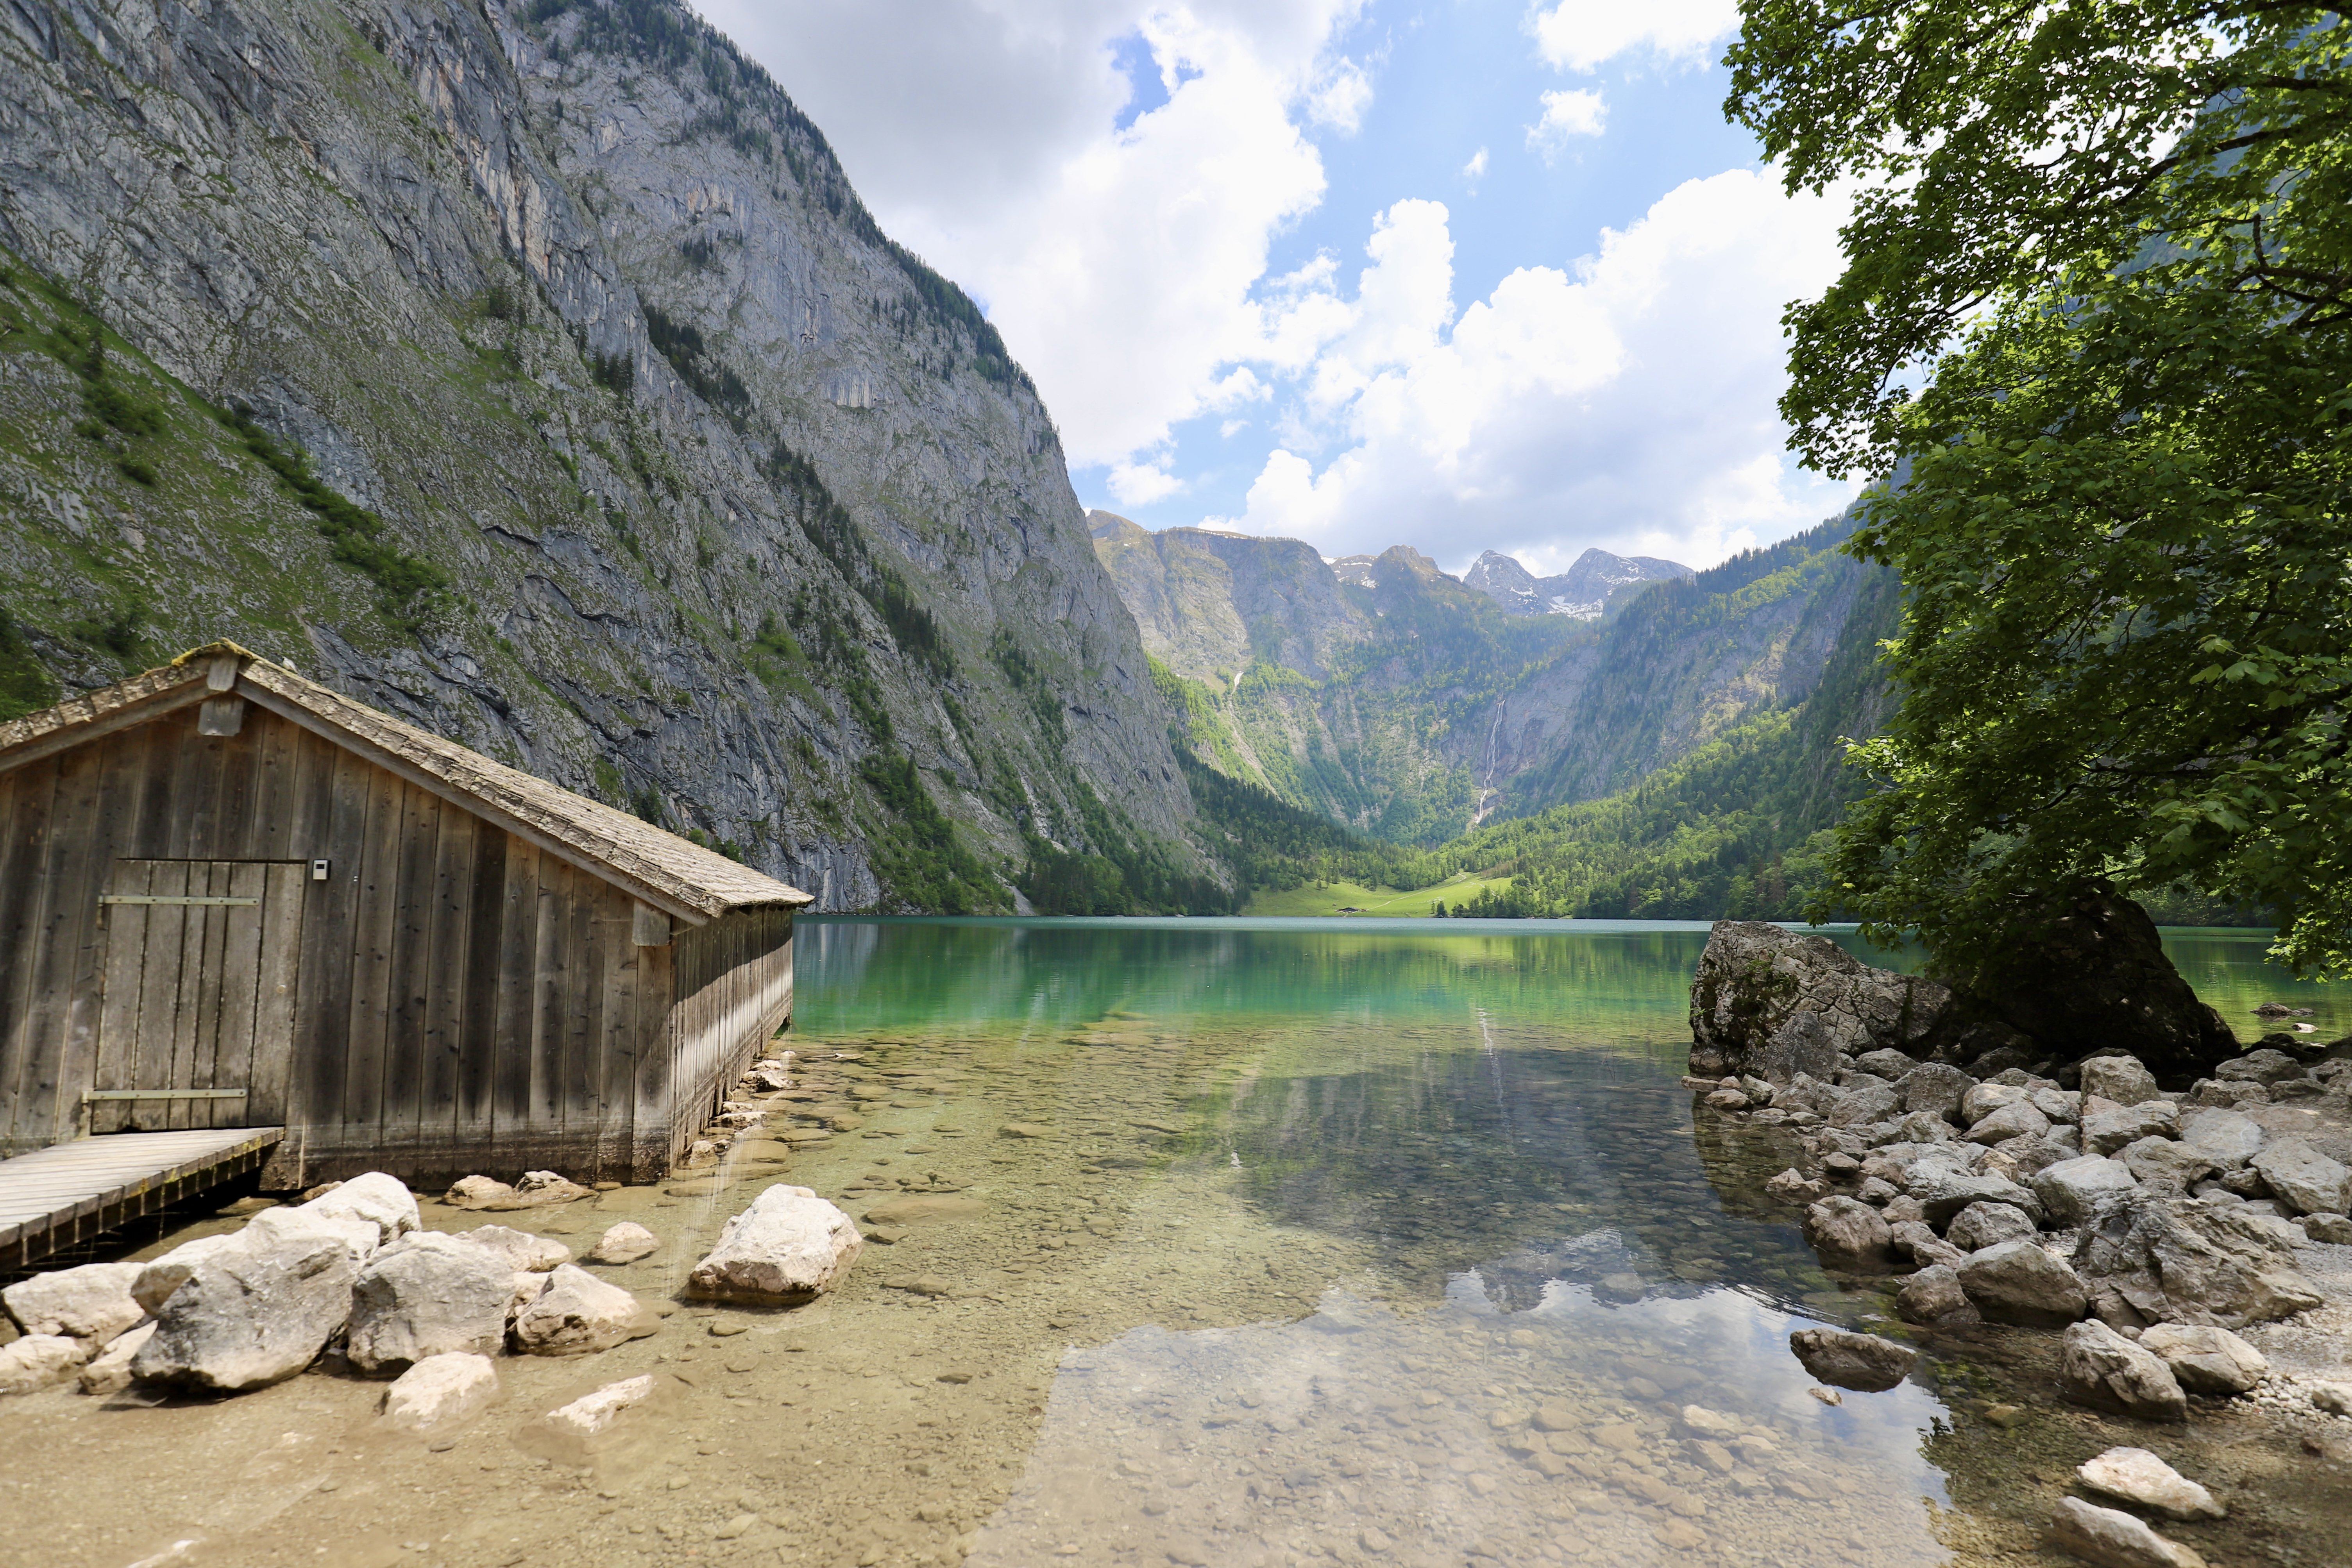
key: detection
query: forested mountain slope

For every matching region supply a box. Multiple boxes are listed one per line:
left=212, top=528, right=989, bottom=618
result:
left=0, top=0, right=1207, bottom=912
left=1096, top=508, right=1877, bottom=846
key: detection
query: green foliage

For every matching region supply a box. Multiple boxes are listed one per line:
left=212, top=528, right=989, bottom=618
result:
left=590, top=349, right=634, bottom=397
left=220, top=411, right=448, bottom=631
left=1729, top=3, right=2352, bottom=971
left=857, top=752, right=1001, bottom=913
left=65, top=599, right=146, bottom=659
left=0, top=609, right=58, bottom=721
left=479, top=282, right=519, bottom=321
left=641, top=303, right=751, bottom=420
left=763, top=442, right=950, bottom=678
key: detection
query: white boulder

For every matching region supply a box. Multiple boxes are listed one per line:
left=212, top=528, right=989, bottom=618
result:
left=511, top=1264, right=642, bottom=1355
left=2, top=1260, right=145, bottom=1343
left=544, top=1373, right=656, bottom=1437
left=2049, top=1496, right=2206, bottom=1568
left=2077, top=1447, right=2223, bottom=1521
left=586, top=1222, right=660, bottom=1265
left=297, top=1171, right=419, bottom=1245
left=381, top=1352, right=499, bottom=1432
left=453, top=1224, right=570, bottom=1272
left=2137, top=1323, right=2267, bottom=1395
left=77, top=1321, right=156, bottom=1396
left=2177, top=1107, right=2264, bottom=1171
left=347, top=1232, right=517, bottom=1373
left=0, top=1334, right=91, bottom=1395
left=689, top=1185, right=863, bottom=1304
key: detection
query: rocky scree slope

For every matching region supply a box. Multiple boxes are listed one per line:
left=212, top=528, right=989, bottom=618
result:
left=0, top=0, right=1203, bottom=911
left=1094, top=508, right=1880, bottom=847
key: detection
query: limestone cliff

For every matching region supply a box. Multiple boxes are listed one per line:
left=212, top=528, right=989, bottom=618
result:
left=0, top=0, right=1201, bottom=910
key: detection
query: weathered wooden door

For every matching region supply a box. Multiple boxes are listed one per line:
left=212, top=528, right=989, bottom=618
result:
left=90, top=861, right=304, bottom=1133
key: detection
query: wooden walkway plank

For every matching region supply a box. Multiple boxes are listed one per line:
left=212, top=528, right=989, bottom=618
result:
left=0, top=1127, right=283, bottom=1269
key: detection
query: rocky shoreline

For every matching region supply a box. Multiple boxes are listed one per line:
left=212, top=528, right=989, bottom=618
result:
left=1690, top=919, right=2352, bottom=1567
left=0, top=1055, right=864, bottom=1429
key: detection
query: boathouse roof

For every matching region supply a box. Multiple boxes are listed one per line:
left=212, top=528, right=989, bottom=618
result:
left=0, top=642, right=812, bottom=923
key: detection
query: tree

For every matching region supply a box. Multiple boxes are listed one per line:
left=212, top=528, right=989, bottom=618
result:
left=1726, top=4, right=2352, bottom=974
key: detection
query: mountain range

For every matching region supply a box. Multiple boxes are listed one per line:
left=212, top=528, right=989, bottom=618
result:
left=1091, top=510, right=1883, bottom=846
left=1460, top=548, right=1693, bottom=619
left=0, top=0, right=1898, bottom=917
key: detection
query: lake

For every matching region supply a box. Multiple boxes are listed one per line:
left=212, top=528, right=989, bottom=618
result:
left=0, top=917, right=2331, bottom=1568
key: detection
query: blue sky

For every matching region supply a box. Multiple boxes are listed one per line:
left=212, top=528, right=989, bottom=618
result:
left=698, top=1, right=1858, bottom=574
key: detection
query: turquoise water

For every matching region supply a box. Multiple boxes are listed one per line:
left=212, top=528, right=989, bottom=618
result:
left=6, top=918, right=2322, bottom=1568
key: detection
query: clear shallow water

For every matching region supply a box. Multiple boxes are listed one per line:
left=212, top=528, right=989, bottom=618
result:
left=0, top=917, right=2334, bottom=1568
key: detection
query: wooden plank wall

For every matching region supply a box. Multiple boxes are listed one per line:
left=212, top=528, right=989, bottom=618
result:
left=0, top=703, right=793, bottom=1189
left=651, top=907, right=794, bottom=1182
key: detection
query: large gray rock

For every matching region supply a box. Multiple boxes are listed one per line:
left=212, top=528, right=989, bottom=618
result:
left=2072, top=1190, right=2323, bottom=1328
left=1947, top=1201, right=2038, bottom=1253
left=1897, top=1265, right=1980, bottom=1327
left=2, top=1261, right=145, bottom=1343
left=2085, top=1100, right=2180, bottom=1155
left=1966, top=1099, right=2052, bottom=1146
left=511, top=1265, right=643, bottom=1356
left=1914, top=1170, right=2046, bottom=1228
left=0, top=1334, right=90, bottom=1395
left=1890, top=1219, right=1969, bottom=1270
left=1960, top=1082, right=2030, bottom=1126
left=1939, top=886, right=2239, bottom=1085
left=2121, top=1137, right=2218, bottom=1196
left=1901, top=1063, right=1974, bottom=1123
left=2058, top=1319, right=2187, bottom=1420
left=131, top=1233, right=246, bottom=1316
left=1787, top=1327, right=1916, bottom=1392
left=2004, top=1132, right=2084, bottom=1178
left=2049, top=1496, right=2208, bottom=1568
left=2031, top=1156, right=2143, bottom=1226
left=2079, top=1055, right=2166, bottom=1107
left=1958, top=1240, right=2089, bottom=1327
left=1688, top=922, right=1950, bottom=1081
left=2247, top=1137, right=2350, bottom=1216
left=131, top=1224, right=365, bottom=1391
left=2177, top=1107, right=2264, bottom=1170
left=1853, top=1048, right=1920, bottom=1080
left=347, top=1232, right=517, bottom=1373
left=689, top=1185, right=865, bottom=1304
left=2137, top=1323, right=2266, bottom=1395
left=2077, top=1447, right=2223, bottom=1522
left=1803, top=1196, right=1899, bottom=1273
left=1827, top=1080, right=1903, bottom=1129
left=2215, top=1048, right=2305, bottom=1086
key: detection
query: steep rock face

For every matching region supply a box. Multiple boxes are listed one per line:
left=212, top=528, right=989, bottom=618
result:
left=1461, top=548, right=1692, bottom=620
left=0, top=0, right=1197, bottom=909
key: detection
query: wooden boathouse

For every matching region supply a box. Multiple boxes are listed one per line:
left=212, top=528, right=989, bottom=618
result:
left=0, top=642, right=812, bottom=1197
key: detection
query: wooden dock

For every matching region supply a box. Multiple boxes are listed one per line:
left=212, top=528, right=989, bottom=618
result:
left=0, top=1128, right=283, bottom=1269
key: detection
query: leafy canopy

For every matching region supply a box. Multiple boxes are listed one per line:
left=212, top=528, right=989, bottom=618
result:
left=1726, top=5, right=2352, bottom=973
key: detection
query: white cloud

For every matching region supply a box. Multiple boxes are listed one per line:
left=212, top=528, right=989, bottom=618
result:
left=1307, top=55, right=1374, bottom=131
left=1461, top=147, right=1490, bottom=188
left=697, top=0, right=1370, bottom=465
left=1527, top=0, right=1743, bottom=73
left=1108, top=456, right=1186, bottom=504
left=1527, top=89, right=1607, bottom=158
left=1205, top=171, right=1861, bottom=569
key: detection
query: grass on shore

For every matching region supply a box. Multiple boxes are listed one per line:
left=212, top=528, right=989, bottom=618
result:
left=1240, top=872, right=1516, bottom=918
